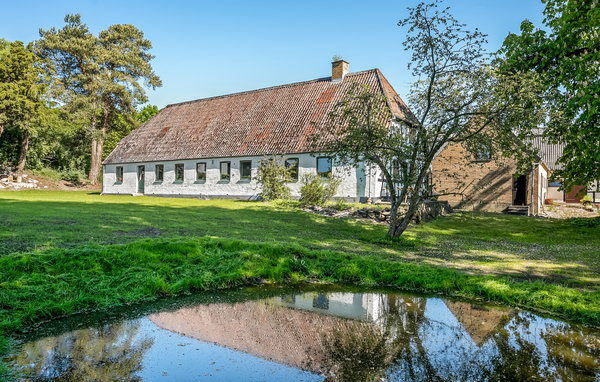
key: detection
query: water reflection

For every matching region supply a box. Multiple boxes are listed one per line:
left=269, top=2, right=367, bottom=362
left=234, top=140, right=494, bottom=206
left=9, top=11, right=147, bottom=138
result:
left=11, top=321, right=152, bottom=381
left=7, top=290, right=600, bottom=381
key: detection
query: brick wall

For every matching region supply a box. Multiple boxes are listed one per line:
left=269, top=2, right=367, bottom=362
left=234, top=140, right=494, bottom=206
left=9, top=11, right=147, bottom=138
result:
left=431, top=142, right=531, bottom=212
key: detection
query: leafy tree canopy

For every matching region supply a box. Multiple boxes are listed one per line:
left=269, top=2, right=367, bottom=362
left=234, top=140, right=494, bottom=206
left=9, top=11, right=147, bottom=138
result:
left=320, top=1, right=543, bottom=237
left=136, top=104, right=159, bottom=123
left=37, top=14, right=161, bottom=184
left=499, top=0, right=600, bottom=187
left=0, top=41, right=46, bottom=172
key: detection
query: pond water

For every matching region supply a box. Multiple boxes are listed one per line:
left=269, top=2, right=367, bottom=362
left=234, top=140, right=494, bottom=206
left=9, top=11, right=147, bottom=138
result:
left=5, top=286, right=600, bottom=381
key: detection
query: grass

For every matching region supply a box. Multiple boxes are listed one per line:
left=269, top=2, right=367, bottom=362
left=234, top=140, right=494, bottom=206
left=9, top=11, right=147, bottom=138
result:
left=1, top=191, right=599, bottom=288
left=0, top=190, right=599, bottom=380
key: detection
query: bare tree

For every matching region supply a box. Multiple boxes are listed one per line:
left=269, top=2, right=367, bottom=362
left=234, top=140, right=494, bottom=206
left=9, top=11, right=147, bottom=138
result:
left=321, top=1, right=542, bottom=237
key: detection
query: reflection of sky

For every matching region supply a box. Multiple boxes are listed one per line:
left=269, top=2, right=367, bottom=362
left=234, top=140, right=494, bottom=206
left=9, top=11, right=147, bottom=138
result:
left=419, top=298, right=499, bottom=380
left=134, top=318, right=322, bottom=382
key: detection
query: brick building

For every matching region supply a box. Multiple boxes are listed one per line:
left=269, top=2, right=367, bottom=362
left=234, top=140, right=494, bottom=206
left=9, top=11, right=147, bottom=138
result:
left=431, top=141, right=549, bottom=215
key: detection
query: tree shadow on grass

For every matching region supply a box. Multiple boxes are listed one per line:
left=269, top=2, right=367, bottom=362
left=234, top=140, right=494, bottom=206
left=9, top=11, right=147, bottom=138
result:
left=1, top=195, right=598, bottom=289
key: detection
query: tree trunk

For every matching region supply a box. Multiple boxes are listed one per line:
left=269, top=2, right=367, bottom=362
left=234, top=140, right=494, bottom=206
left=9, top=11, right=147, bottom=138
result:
left=89, top=135, right=104, bottom=185
left=88, top=111, right=105, bottom=185
left=0, top=123, right=4, bottom=138
left=389, top=196, right=421, bottom=237
left=16, top=129, right=29, bottom=174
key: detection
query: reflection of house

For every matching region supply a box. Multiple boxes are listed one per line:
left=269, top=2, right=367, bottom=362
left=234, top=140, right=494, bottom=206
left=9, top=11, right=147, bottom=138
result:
left=273, top=292, right=388, bottom=323
left=443, top=301, right=511, bottom=346
left=148, top=292, right=517, bottom=373
left=149, top=298, right=361, bottom=372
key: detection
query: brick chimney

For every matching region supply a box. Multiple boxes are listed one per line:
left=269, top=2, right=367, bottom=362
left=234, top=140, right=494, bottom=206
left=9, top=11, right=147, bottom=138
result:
left=332, top=59, right=349, bottom=82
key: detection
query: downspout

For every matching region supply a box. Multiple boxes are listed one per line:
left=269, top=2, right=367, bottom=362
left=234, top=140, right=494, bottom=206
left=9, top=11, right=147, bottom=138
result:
left=367, top=162, right=371, bottom=203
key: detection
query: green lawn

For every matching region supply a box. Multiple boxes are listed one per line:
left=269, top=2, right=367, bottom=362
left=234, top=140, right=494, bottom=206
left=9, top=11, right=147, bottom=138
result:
left=1, top=190, right=599, bottom=380
left=1, top=191, right=599, bottom=289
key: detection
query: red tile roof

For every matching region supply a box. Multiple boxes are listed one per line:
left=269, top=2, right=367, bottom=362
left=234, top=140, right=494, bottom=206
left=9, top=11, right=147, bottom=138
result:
left=104, top=69, right=412, bottom=164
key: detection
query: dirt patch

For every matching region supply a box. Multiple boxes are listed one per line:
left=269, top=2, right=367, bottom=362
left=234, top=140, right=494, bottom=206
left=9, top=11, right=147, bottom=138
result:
left=0, top=171, right=101, bottom=192
left=540, top=202, right=599, bottom=219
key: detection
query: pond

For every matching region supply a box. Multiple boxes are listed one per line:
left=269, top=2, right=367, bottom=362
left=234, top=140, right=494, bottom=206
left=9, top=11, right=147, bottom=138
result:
left=5, top=285, right=600, bottom=381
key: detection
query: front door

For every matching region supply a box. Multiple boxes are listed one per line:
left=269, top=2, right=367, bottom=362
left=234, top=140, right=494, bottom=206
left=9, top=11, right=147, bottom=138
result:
left=137, top=165, right=145, bottom=194
left=514, top=175, right=527, bottom=205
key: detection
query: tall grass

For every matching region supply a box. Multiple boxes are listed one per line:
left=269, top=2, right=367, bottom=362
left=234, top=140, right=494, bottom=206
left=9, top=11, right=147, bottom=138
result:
left=1, top=236, right=599, bottom=380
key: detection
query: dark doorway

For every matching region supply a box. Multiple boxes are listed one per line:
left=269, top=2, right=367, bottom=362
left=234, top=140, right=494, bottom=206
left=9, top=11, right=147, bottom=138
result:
left=137, top=165, right=145, bottom=194
left=514, top=175, right=527, bottom=205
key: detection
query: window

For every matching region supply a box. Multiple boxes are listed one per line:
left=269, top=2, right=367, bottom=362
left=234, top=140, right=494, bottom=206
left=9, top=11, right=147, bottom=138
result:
left=175, top=163, right=184, bottom=181
left=196, top=162, right=206, bottom=181
left=316, top=157, right=332, bottom=177
left=240, top=160, right=252, bottom=179
left=155, top=164, right=164, bottom=182
left=116, top=166, right=123, bottom=183
left=220, top=161, right=231, bottom=180
left=285, top=158, right=299, bottom=181
left=392, top=160, right=400, bottom=180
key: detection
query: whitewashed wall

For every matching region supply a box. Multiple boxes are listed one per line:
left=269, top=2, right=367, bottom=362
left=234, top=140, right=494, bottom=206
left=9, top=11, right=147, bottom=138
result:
left=102, top=153, right=383, bottom=201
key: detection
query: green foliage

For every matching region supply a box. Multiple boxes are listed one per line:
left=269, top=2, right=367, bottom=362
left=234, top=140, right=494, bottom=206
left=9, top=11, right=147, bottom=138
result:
left=0, top=41, right=46, bottom=171
left=60, top=168, right=85, bottom=184
left=103, top=112, right=138, bottom=160
left=581, top=194, right=593, bottom=206
left=256, top=155, right=293, bottom=201
left=334, top=199, right=350, bottom=211
left=300, top=173, right=341, bottom=206
left=136, top=104, right=159, bottom=123
left=499, top=0, right=600, bottom=188
left=37, top=14, right=161, bottom=183
left=31, top=167, right=62, bottom=181
left=321, top=2, right=543, bottom=237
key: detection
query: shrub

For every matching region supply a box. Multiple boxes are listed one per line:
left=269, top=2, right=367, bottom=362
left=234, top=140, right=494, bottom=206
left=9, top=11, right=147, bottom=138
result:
left=300, top=173, right=341, bottom=206
left=256, top=155, right=293, bottom=201
left=334, top=199, right=350, bottom=211
left=582, top=194, right=593, bottom=206
left=31, top=167, right=62, bottom=181
left=60, top=169, right=85, bottom=185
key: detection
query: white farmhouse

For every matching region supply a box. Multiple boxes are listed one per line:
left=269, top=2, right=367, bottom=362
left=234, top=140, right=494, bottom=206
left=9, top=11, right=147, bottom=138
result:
left=102, top=61, right=412, bottom=201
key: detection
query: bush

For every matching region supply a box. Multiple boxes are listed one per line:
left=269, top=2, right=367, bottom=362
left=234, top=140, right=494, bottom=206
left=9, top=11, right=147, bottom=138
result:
left=582, top=194, right=593, bottom=206
left=31, top=167, right=62, bottom=181
left=300, top=173, right=341, bottom=206
left=60, top=169, right=85, bottom=185
left=333, top=199, right=350, bottom=211
left=256, top=155, right=293, bottom=201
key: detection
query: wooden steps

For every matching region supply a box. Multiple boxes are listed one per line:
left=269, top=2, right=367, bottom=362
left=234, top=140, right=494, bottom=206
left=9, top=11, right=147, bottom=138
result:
left=504, top=205, right=529, bottom=216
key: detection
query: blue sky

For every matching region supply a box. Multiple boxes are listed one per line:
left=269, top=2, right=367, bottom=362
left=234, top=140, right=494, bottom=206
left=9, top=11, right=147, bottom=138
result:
left=1, top=0, right=545, bottom=109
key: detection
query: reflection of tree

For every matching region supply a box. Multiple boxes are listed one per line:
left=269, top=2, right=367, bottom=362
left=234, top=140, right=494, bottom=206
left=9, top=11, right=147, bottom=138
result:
left=308, top=294, right=600, bottom=382
left=541, top=322, right=600, bottom=381
left=309, top=295, right=443, bottom=382
left=487, top=316, right=548, bottom=381
left=10, top=320, right=152, bottom=381
left=314, top=320, right=390, bottom=382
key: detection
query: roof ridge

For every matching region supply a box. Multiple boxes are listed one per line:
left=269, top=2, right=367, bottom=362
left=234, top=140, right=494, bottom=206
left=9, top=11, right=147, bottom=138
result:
left=165, top=69, right=380, bottom=108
